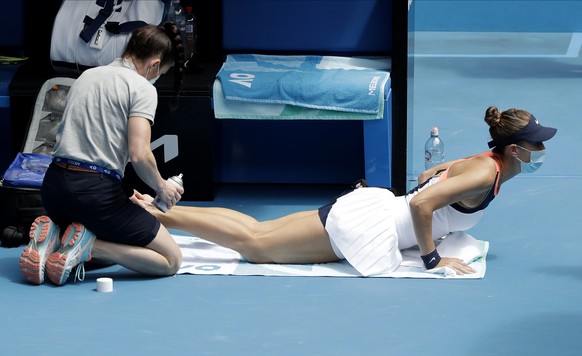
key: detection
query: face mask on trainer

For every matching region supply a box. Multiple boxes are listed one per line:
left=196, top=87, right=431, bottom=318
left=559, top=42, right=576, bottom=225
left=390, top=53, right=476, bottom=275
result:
left=147, top=64, right=160, bottom=85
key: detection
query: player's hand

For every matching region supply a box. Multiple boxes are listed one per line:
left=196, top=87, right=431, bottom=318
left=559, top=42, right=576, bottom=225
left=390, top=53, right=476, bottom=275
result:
left=437, top=257, right=476, bottom=275
left=130, top=190, right=154, bottom=209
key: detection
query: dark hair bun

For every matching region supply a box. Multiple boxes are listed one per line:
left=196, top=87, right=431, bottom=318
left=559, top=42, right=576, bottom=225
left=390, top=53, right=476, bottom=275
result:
left=484, top=106, right=501, bottom=127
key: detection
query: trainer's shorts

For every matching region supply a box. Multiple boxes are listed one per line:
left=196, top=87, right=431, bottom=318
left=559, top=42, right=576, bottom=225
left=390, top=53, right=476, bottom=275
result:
left=41, top=164, right=160, bottom=247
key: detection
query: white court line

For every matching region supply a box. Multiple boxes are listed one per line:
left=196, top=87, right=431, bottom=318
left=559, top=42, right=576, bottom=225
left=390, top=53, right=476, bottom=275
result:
left=414, top=32, right=582, bottom=58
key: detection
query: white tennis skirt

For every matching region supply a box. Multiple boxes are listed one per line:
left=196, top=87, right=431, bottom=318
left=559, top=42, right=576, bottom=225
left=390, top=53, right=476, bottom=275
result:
left=324, top=187, right=403, bottom=276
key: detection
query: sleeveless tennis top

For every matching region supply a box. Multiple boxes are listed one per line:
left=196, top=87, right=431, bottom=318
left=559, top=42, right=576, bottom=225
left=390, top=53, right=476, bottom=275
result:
left=438, top=151, right=502, bottom=213
left=397, top=152, right=503, bottom=249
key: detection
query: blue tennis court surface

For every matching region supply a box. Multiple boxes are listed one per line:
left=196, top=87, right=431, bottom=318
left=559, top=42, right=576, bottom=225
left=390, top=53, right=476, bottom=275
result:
left=1, top=21, right=581, bottom=356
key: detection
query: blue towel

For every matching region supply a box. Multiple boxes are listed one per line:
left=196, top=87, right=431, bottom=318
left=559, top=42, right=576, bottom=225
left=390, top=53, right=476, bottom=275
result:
left=216, top=54, right=390, bottom=114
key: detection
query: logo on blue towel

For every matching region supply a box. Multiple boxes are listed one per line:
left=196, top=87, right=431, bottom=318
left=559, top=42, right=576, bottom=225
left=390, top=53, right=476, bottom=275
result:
left=368, top=76, right=381, bottom=96
left=229, top=73, right=255, bottom=88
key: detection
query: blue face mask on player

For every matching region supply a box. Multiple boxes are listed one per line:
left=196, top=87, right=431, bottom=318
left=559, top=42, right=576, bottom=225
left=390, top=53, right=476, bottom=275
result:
left=515, top=145, right=546, bottom=173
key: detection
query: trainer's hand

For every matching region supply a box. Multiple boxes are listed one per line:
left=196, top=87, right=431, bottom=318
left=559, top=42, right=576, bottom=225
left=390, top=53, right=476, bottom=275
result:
left=158, top=179, right=184, bottom=210
left=437, top=257, right=476, bottom=275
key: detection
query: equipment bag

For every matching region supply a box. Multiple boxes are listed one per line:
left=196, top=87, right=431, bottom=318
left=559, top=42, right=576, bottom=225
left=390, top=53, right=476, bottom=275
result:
left=0, top=153, right=51, bottom=247
left=0, top=182, right=47, bottom=247
left=0, top=78, right=75, bottom=247
left=50, top=0, right=171, bottom=74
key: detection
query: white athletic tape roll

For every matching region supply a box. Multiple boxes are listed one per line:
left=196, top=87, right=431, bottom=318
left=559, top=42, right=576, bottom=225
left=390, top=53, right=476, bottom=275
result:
left=96, top=277, right=113, bottom=293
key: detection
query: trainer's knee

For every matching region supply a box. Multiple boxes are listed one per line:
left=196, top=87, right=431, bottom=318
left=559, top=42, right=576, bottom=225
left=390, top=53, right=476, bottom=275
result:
left=165, top=251, right=183, bottom=275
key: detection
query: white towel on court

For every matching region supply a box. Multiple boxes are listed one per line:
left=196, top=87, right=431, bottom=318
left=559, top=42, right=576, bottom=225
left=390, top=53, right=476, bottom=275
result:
left=175, top=231, right=489, bottom=279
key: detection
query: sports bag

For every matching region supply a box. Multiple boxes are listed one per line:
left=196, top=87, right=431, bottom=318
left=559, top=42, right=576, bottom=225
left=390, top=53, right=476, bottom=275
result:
left=0, top=152, right=50, bottom=247
left=0, top=183, right=47, bottom=247
left=0, top=153, right=51, bottom=247
left=50, top=0, right=171, bottom=74
left=0, top=78, right=75, bottom=247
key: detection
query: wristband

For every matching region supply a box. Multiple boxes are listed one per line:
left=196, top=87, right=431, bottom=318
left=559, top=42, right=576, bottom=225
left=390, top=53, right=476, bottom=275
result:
left=421, top=249, right=441, bottom=270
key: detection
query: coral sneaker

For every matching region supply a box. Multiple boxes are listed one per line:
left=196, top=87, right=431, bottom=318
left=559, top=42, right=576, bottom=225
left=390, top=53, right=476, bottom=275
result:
left=20, top=216, right=61, bottom=285
left=46, top=222, right=96, bottom=286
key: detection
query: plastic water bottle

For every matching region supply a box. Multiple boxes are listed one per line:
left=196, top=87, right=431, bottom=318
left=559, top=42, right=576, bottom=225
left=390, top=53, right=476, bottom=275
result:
left=153, top=173, right=184, bottom=213
left=183, top=6, right=197, bottom=68
left=424, top=127, right=444, bottom=169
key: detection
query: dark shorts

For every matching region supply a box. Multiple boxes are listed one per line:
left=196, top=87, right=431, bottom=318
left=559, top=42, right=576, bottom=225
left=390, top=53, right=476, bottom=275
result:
left=318, top=180, right=394, bottom=227
left=41, top=164, right=160, bottom=247
left=318, top=188, right=355, bottom=227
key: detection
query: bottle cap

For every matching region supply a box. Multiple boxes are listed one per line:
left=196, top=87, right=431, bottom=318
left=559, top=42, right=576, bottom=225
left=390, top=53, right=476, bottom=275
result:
left=174, top=173, right=183, bottom=185
left=431, top=127, right=439, bottom=136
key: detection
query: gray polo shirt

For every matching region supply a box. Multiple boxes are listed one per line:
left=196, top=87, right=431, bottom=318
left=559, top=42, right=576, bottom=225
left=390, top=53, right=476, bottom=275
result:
left=53, top=58, right=157, bottom=176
